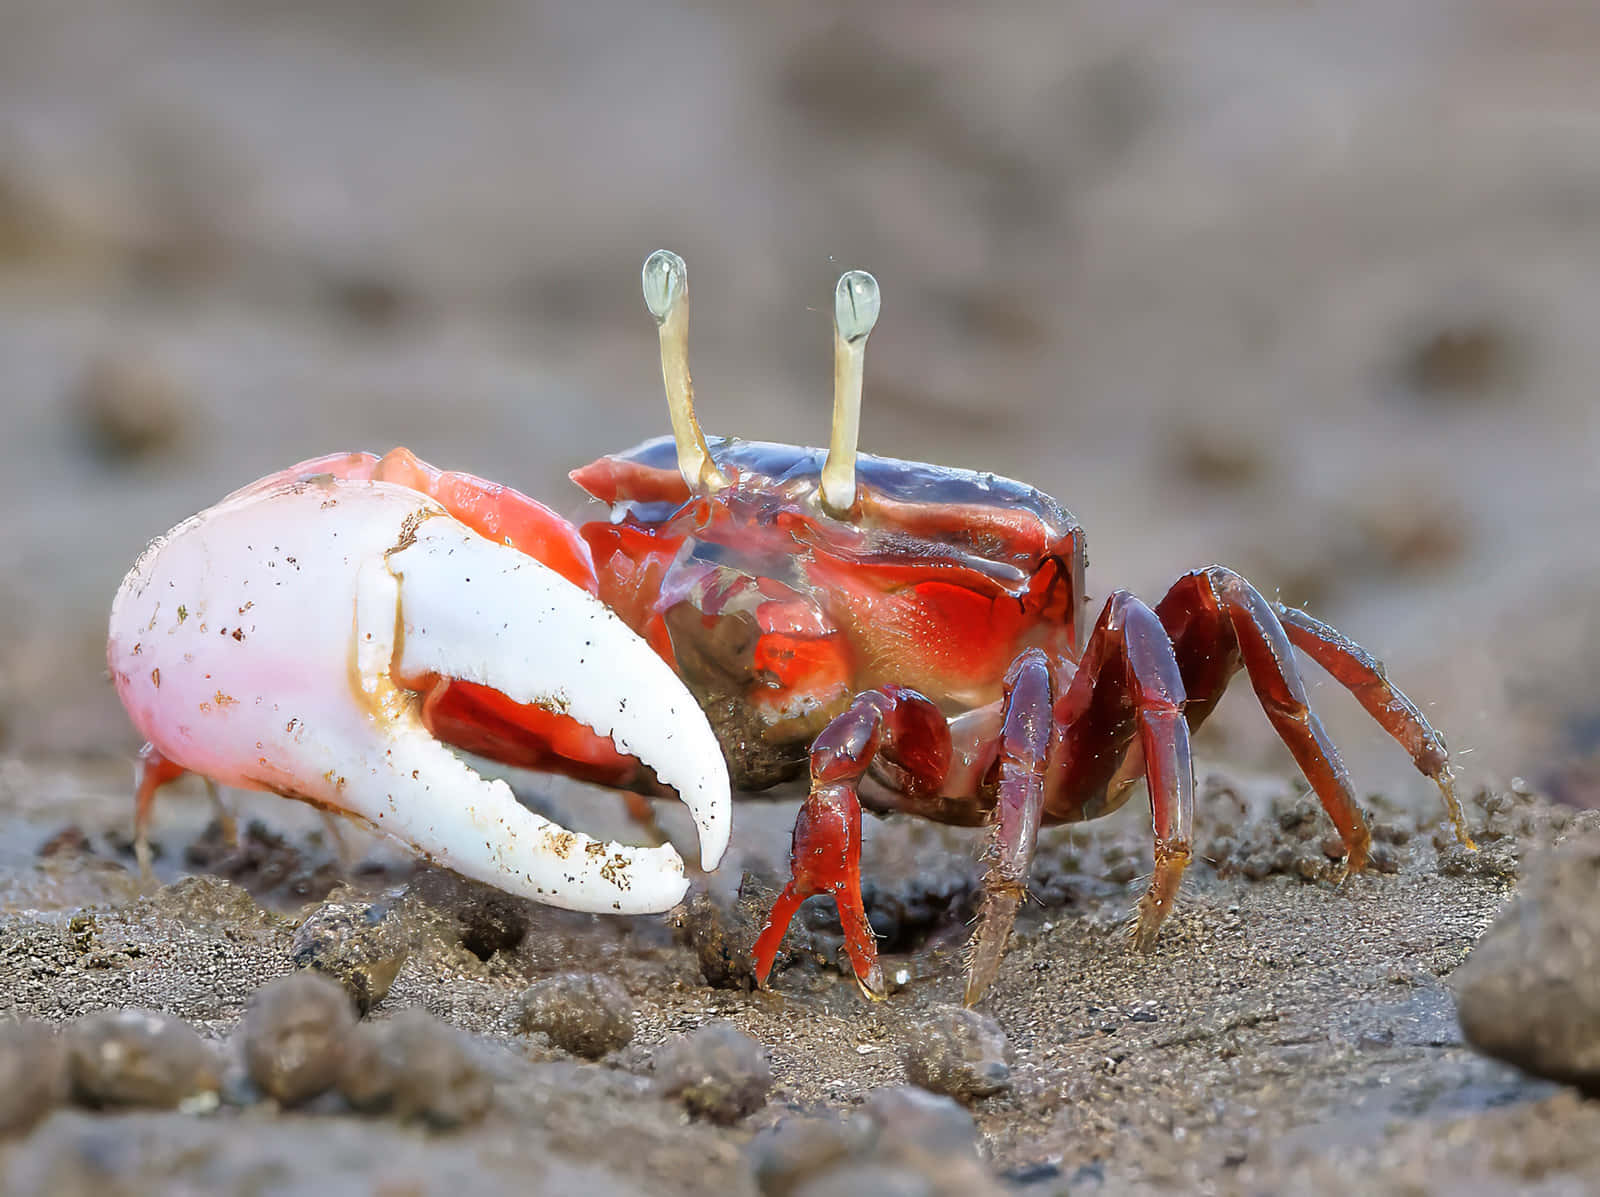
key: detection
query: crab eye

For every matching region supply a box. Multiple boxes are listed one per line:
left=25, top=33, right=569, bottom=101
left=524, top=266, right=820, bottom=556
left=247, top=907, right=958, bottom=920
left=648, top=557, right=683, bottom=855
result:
left=834, top=270, right=880, bottom=344
left=642, top=249, right=686, bottom=324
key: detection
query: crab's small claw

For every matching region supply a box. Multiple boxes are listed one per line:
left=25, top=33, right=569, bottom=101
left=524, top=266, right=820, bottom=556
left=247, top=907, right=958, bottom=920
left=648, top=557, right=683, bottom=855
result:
left=752, top=781, right=885, bottom=998
left=108, top=479, right=731, bottom=915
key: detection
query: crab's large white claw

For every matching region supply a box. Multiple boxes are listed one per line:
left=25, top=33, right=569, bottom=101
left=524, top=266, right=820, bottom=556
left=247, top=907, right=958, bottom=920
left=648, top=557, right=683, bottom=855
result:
left=107, top=478, right=731, bottom=915
left=387, top=517, right=731, bottom=873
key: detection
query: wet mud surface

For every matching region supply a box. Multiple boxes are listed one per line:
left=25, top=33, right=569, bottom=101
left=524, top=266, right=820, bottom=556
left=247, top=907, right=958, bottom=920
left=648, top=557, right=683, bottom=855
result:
left=0, top=761, right=1588, bottom=1194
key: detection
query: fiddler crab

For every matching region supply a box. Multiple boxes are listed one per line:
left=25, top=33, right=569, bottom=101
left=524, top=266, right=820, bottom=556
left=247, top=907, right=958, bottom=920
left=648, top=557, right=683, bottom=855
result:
left=108, top=250, right=1475, bottom=1004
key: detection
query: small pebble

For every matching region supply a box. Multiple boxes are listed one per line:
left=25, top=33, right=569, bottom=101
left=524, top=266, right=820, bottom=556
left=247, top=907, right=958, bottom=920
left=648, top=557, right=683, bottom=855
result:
left=291, top=895, right=409, bottom=1015
left=749, top=1088, right=992, bottom=1196
left=902, top=1006, right=1011, bottom=1101
left=861, top=1086, right=982, bottom=1158
left=515, top=973, right=634, bottom=1058
left=65, top=1009, right=219, bottom=1108
left=1401, top=318, right=1519, bottom=401
left=70, top=352, right=190, bottom=463
left=775, top=1088, right=996, bottom=1197
left=0, top=1020, right=69, bottom=1136
left=791, top=1164, right=937, bottom=1197
left=338, top=1009, right=492, bottom=1128
left=242, top=972, right=357, bottom=1105
left=748, top=1114, right=869, bottom=1196
left=38, top=826, right=92, bottom=858
left=653, top=1022, right=772, bottom=1124
left=678, top=890, right=763, bottom=990
left=153, top=875, right=273, bottom=929
left=1455, top=833, right=1600, bottom=1091
left=405, top=869, right=530, bottom=961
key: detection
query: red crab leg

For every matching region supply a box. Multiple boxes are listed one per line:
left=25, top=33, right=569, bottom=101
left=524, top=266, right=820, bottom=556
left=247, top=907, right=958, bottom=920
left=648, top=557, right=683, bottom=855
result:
left=1272, top=602, right=1474, bottom=848
left=132, top=742, right=188, bottom=878
left=1155, top=566, right=1374, bottom=873
left=965, top=649, right=1056, bottom=1005
left=751, top=687, right=951, bottom=998
left=1047, top=592, right=1196, bottom=959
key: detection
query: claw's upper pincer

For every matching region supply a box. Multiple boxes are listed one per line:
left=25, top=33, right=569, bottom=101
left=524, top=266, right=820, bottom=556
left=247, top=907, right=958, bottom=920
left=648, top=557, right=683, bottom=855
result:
left=106, top=473, right=731, bottom=913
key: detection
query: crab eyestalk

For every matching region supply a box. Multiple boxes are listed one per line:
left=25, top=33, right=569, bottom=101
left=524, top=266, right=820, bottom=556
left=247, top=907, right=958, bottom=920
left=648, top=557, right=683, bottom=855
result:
left=642, top=249, right=729, bottom=493
left=820, top=269, right=880, bottom=518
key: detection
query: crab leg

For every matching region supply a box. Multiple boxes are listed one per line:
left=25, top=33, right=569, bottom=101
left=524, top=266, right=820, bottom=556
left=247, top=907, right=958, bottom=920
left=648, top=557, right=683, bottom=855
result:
left=131, top=743, right=186, bottom=876
left=1155, top=567, right=1373, bottom=875
left=1271, top=602, right=1473, bottom=848
left=752, top=685, right=952, bottom=997
left=1044, top=592, right=1196, bottom=959
left=108, top=479, right=730, bottom=914
left=752, top=700, right=884, bottom=999
left=965, top=649, right=1055, bottom=1006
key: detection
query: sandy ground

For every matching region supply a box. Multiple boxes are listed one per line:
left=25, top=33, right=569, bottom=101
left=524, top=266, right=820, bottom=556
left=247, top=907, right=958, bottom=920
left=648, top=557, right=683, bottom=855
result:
left=0, top=757, right=1584, bottom=1194
left=3, top=1, right=1600, bottom=1192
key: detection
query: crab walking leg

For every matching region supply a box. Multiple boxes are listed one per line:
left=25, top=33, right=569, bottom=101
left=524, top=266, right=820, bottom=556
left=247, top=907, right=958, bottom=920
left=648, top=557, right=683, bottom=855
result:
left=752, top=686, right=953, bottom=997
left=386, top=517, right=731, bottom=875
left=753, top=703, right=882, bottom=998
left=1272, top=602, right=1474, bottom=848
left=1049, top=592, right=1196, bottom=952
left=205, top=781, right=236, bottom=842
left=1155, top=567, right=1372, bottom=875
left=965, top=649, right=1055, bottom=1006
left=132, top=743, right=187, bottom=878
left=131, top=746, right=235, bottom=876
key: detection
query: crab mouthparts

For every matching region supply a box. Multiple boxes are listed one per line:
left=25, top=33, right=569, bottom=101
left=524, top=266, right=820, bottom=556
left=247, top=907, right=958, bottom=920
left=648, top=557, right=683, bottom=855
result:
left=375, top=518, right=731, bottom=913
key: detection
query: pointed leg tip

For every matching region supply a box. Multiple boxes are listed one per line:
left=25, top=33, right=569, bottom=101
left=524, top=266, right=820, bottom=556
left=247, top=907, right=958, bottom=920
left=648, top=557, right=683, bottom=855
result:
left=1434, top=772, right=1478, bottom=851
left=840, top=922, right=886, bottom=1001
left=964, top=887, right=1020, bottom=1007
left=853, top=959, right=887, bottom=1001
left=836, top=894, right=885, bottom=1002
left=751, top=930, right=780, bottom=992
left=752, top=881, right=810, bottom=994
left=1343, top=836, right=1371, bottom=878
left=1130, top=889, right=1171, bottom=953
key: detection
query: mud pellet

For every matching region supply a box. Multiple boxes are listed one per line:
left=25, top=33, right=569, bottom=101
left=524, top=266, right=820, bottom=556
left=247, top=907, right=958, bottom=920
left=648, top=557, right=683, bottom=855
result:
left=66, top=1009, right=219, bottom=1109
left=902, top=1006, right=1011, bottom=1102
left=515, top=973, right=634, bottom=1058
left=1456, top=833, right=1600, bottom=1093
left=338, top=1009, right=492, bottom=1128
left=243, top=971, right=357, bottom=1105
left=653, top=1021, right=772, bottom=1124
left=0, top=1020, right=69, bottom=1136
left=861, top=1085, right=981, bottom=1156
left=748, top=1114, right=869, bottom=1196
left=291, top=896, right=409, bottom=1015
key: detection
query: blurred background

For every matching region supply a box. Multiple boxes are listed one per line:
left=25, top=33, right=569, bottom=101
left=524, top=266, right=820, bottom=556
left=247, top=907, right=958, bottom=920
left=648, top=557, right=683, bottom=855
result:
left=2, top=0, right=1598, bottom=809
